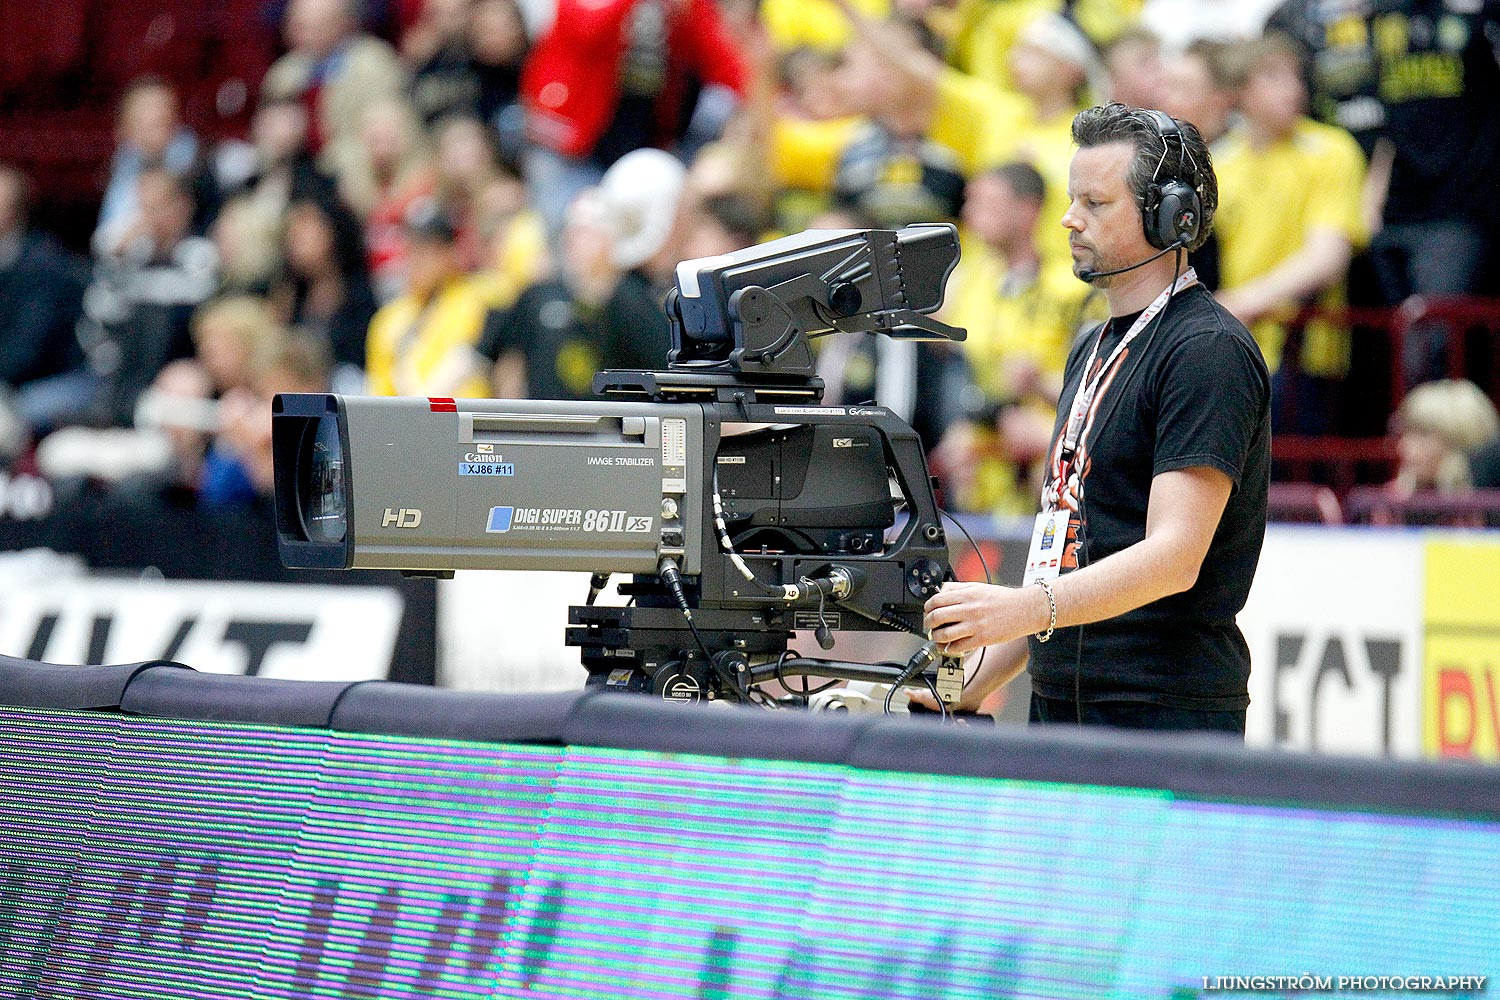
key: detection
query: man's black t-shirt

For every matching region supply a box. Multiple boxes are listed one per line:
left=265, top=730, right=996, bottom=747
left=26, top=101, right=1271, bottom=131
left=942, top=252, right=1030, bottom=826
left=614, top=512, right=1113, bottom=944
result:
left=476, top=272, right=668, bottom=400
left=1028, top=283, right=1272, bottom=710
left=1267, top=0, right=1500, bottom=227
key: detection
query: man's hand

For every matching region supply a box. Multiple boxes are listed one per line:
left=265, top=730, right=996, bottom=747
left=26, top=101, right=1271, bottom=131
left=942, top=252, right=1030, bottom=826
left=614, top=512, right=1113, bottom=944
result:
left=923, top=581, right=1049, bottom=656
left=906, top=651, right=986, bottom=713
left=906, top=637, right=1031, bottom=714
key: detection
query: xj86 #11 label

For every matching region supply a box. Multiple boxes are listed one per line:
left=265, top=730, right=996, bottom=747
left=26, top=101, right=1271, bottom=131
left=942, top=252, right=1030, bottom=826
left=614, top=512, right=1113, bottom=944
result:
left=460, top=449, right=514, bottom=476
left=459, top=462, right=515, bottom=476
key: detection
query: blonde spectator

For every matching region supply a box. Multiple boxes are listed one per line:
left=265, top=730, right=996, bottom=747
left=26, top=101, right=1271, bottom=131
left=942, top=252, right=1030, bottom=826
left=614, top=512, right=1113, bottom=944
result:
left=262, top=0, right=408, bottom=175
left=252, top=327, right=333, bottom=399
left=1390, top=380, right=1500, bottom=497
left=338, top=98, right=435, bottom=221
left=338, top=98, right=437, bottom=301
left=203, top=331, right=332, bottom=506
left=191, top=296, right=285, bottom=396
left=211, top=196, right=279, bottom=295
left=1212, top=33, right=1367, bottom=432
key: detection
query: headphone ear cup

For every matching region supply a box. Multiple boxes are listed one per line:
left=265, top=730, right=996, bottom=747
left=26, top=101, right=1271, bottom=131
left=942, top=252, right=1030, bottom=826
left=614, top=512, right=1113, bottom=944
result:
left=1149, top=179, right=1201, bottom=250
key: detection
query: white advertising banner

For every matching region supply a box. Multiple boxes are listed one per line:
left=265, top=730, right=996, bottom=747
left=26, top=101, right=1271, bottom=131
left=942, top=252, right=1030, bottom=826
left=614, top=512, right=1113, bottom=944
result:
left=438, top=570, right=591, bottom=692
left=0, top=556, right=401, bottom=681
left=1241, top=527, right=1425, bottom=758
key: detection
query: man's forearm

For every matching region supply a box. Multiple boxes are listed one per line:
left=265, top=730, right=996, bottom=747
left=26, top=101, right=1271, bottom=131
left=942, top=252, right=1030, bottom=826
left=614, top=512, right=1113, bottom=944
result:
left=1046, top=531, right=1200, bottom=632
left=1223, top=229, right=1351, bottom=315
left=925, top=468, right=1233, bottom=655
left=967, top=637, right=1029, bottom=701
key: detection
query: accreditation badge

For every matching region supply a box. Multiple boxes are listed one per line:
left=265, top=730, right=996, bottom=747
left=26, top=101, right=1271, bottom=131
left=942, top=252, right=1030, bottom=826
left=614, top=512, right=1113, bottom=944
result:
left=1022, top=509, right=1071, bottom=586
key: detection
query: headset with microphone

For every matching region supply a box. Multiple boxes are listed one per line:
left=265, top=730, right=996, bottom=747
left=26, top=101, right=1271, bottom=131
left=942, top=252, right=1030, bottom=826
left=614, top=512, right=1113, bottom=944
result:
left=1076, top=110, right=1203, bottom=283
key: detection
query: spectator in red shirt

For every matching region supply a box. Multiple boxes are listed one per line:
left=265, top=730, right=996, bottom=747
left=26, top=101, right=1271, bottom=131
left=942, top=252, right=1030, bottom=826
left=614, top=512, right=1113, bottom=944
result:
left=520, top=0, right=748, bottom=240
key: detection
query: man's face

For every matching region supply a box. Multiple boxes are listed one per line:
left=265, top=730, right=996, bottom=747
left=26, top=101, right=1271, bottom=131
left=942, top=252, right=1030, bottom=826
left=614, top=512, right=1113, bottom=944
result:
left=405, top=237, right=455, bottom=297
left=1242, top=52, right=1306, bottom=135
left=287, top=0, right=351, bottom=56
left=122, top=86, right=179, bottom=160
left=1062, top=141, right=1153, bottom=285
left=962, top=174, right=1036, bottom=250
left=1161, top=54, right=1232, bottom=144
left=138, top=173, right=192, bottom=250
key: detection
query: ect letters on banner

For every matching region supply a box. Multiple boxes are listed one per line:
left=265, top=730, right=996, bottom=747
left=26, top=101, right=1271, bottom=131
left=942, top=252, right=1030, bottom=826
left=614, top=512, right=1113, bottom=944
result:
left=1240, top=528, right=1424, bottom=759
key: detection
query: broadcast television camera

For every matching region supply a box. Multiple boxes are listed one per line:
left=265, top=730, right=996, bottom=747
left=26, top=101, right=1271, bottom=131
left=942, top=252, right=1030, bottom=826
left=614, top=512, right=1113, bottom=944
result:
left=272, top=225, right=969, bottom=709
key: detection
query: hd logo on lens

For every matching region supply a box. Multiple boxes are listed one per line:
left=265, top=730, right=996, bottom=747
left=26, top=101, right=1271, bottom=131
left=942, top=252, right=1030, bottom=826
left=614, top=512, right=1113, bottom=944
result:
left=486, top=506, right=514, bottom=533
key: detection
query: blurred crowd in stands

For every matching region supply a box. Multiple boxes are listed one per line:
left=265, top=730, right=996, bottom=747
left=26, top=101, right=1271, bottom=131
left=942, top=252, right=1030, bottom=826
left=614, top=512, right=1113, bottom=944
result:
left=3, top=0, right=1500, bottom=529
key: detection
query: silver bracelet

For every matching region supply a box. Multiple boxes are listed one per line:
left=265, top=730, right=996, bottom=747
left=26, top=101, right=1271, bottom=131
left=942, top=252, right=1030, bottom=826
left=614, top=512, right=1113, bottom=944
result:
left=1034, top=579, right=1057, bottom=643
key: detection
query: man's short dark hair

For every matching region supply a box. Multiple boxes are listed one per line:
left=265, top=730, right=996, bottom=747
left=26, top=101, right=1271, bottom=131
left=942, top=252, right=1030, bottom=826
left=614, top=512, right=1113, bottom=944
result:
left=984, top=161, right=1047, bottom=205
left=699, top=193, right=768, bottom=248
left=1070, top=102, right=1218, bottom=251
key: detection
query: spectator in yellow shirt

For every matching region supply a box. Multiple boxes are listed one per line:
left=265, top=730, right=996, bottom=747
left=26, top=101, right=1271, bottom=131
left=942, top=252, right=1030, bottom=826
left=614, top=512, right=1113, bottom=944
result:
left=364, top=199, right=491, bottom=399
left=768, top=2, right=1028, bottom=213
left=760, top=0, right=889, bottom=52
left=1212, top=33, right=1367, bottom=433
left=999, top=14, right=1106, bottom=267
left=934, top=162, right=1102, bottom=515
left=895, top=0, right=1053, bottom=92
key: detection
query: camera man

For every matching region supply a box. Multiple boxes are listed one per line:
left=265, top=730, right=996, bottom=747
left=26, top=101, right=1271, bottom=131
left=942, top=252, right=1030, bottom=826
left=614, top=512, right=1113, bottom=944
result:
left=921, top=104, right=1271, bottom=736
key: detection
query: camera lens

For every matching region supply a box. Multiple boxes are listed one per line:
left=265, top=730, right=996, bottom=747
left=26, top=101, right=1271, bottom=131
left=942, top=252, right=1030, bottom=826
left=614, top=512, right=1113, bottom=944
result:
left=298, top=415, right=347, bottom=544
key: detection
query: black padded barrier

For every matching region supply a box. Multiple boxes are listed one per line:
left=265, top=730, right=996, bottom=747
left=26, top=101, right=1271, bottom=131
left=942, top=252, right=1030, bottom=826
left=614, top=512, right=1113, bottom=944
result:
left=331, top=683, right=590, bottom=743
left=846, top=714, right=1500, bottom=819
left=0, top=654, right=191, bottom=710
left=5, top=657, right=1500, bottom=821
left=118, top=665, right=361, bottom=729
left=561, top=692, right=878, bottom=765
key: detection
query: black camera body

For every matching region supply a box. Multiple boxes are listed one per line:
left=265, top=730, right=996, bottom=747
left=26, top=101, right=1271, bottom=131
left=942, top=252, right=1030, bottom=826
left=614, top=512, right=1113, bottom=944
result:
left=572, top=225, right=965, bottom=705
